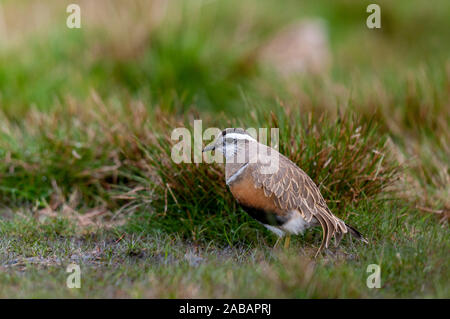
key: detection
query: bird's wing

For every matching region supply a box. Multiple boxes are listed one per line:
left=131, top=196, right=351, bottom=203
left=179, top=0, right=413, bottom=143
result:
left=250, top=152, right=348, bottom=250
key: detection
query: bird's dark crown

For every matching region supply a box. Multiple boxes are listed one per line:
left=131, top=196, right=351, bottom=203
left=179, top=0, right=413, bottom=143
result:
left=221, top=128, right=251, bottom=137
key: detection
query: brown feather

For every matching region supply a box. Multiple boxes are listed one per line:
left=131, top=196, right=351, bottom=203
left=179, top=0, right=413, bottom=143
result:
left=249, top=148, right=360, bottom=251
left=314, top=214, right=328, bottom=256
left=222, top=138, right=367, bottom=252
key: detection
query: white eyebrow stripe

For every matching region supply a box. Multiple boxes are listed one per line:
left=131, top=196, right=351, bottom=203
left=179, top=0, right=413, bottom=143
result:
left=224, top=133, right=257, bottom=142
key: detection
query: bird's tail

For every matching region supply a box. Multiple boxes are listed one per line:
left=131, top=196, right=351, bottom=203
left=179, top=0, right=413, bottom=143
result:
left=345, top=223, right=369, bottom=244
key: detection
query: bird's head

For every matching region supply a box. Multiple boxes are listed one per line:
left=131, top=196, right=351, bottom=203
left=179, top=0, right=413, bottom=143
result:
left=202, top=128, right=257, bottom=161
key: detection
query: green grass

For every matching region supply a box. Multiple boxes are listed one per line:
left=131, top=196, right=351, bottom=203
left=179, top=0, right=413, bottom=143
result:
left=0, top=0, right=448, bottom=298
left=0, top=199, right=448, bottom=298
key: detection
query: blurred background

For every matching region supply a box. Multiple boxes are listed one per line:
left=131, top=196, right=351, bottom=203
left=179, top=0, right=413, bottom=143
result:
left=0, top=0, right=448, bottom=114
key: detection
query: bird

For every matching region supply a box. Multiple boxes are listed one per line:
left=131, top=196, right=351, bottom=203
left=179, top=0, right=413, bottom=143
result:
left=202, top=128, right=368, bottom=255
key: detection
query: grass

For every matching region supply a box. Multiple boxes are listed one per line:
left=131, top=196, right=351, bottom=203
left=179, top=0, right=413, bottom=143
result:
left=0, top=0, right=449, bottom=298
left=0, top=199, right=448, bottom=298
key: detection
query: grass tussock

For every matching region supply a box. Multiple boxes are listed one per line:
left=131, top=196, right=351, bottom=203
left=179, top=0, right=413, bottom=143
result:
left=120, top=105, right=400, bottom=245
left=0, top=93, right=165, bottom=205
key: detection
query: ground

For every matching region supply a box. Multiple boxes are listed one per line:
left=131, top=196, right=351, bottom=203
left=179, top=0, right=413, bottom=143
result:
left=0, top=0, right=448, bottom=298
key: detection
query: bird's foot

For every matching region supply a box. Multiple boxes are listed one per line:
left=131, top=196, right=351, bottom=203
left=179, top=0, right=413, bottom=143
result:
left=273, top=237, right=282, bottom=249
left=284, top=235, right=291, bottom=249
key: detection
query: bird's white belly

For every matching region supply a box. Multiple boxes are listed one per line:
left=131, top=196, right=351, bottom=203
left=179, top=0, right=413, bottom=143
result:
left=280, top=210, right=310, bottom=235
left=262, top=211, right=312, bottom=237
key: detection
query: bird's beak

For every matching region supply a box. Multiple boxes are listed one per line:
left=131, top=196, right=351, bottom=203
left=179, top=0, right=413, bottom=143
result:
left=202, top=143, right=216, bottom=152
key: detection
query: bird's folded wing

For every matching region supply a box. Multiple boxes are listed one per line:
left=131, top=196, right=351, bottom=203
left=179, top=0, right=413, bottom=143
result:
left=250, top=154, right=347, bottom=249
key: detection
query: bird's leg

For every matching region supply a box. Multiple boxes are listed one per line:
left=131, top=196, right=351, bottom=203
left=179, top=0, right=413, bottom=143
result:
left=284, top=234, right=291, bottom=249
left=273, top=236, right=282, bottom=249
